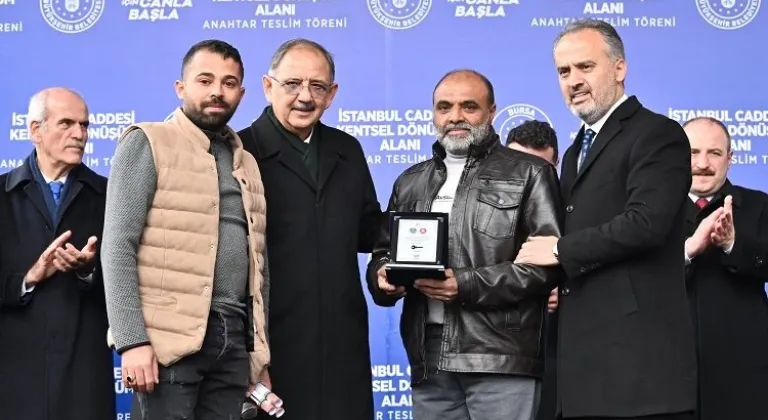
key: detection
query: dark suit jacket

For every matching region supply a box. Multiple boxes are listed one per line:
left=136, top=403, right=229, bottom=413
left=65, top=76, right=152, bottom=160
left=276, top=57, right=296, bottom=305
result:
left=237, top=107, right=381, bottom=420
left=555, top=96, right=697, bottom=418
left=685, top=181, right=768, bottom=420
left=0, top=154, right=114, bottom=420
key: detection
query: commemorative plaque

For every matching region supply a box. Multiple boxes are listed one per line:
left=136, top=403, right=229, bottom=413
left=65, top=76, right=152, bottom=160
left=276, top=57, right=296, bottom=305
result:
left=385, top=212, right=449, bottom=287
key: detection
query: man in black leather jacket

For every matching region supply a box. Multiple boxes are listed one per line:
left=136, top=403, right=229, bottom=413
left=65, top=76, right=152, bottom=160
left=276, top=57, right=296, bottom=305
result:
left=366, top=69, right=565, bottom=420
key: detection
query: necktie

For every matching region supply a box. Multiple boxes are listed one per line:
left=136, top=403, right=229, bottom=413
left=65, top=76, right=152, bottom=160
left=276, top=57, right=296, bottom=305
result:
left=49, top=181, right=64, bottom=209
left=577, top=129, right=597, bottom=172
left=695, top=197, right=708, bottom=209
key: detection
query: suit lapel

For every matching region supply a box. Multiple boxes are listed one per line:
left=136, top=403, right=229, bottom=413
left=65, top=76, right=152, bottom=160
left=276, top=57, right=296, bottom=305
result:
left=316, top=127, right=340, bottom=196
left=58, top=181, right=82, bottom=224
left=251, top=111, right=317, bottom=193
left=568, top=96, right=641, bottom=196
left=279, top=142, right=318, bottom=192
left=572, top=116, right=622, bottom=187
left=22, top=182, right=53, bottom=227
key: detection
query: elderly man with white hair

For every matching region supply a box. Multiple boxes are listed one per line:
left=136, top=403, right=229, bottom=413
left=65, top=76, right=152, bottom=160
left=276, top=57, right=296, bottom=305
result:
left=0, top=87, right=115, bottom=420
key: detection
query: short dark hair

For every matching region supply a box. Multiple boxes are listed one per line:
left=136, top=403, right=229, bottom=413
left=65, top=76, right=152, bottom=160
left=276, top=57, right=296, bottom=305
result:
left=682, top=116, right=731, bottom=152
left=432, top=69, right=495, bottom=106
left=181, top=39, right=244, bottom=81
left=505, top=120, right=559, bottom=164
left=268, top=38, right=336, bottom=82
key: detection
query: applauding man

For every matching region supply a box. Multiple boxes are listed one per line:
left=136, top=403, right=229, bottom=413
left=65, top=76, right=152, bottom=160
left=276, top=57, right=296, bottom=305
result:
left=682, top=117, right=768, bottom=420
left=0, top=87, right=114, bottom=420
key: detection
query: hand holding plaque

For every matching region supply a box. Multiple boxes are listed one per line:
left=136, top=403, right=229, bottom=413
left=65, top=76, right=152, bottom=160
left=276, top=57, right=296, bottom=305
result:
left=384, top=212, right=449, bottom=287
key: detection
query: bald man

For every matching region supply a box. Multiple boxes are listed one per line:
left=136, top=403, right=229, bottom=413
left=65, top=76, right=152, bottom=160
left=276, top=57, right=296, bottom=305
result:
left=0, top=87, right=114, bottom=420
left=682, top=117, right=768, bottom=420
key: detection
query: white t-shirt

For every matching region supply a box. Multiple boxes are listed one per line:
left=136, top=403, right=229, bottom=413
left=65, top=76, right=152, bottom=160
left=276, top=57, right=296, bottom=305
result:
left=426, top=152, right=467, bottom=324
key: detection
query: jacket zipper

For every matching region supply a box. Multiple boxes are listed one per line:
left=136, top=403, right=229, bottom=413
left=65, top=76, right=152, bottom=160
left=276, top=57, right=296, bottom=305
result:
left=419, top=156, right=475, bottom=380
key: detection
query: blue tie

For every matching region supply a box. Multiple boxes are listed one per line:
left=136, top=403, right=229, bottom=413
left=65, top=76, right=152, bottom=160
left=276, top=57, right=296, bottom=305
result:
left=49, top=181, right=64, bottom=209
left=577, top=129, right=596, bottom=172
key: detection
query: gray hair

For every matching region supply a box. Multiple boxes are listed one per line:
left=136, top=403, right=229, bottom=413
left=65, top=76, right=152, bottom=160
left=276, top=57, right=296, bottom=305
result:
left=27, top=87, right=86, bottom=128
left=553, top=19, right=626, bottom=62
left=267, top=38, right=336, bottom=82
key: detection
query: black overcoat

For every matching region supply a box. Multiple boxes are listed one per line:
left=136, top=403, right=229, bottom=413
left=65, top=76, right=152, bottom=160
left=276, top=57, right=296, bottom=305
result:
left=238, top=108, right=381, bottom=420
left=0, top=155, right=114, bottom=420
left=685, top=181, right=768, bottom=420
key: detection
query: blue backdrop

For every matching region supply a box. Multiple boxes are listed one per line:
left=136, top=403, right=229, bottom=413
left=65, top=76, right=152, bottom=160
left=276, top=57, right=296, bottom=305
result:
left=0, top=1, right=765, bottom=419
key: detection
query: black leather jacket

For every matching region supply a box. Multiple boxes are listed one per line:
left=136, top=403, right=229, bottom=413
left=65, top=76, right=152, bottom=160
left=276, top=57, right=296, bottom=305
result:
left=366, top=133, right=565, bottom=383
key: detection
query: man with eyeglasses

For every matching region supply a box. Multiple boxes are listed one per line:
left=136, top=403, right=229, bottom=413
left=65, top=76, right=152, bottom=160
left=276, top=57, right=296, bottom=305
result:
left=237, top=39, right=381, bottom=420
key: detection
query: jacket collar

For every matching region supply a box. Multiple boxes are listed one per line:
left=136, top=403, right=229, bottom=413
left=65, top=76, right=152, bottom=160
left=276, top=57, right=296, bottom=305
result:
left=431, top=129, right=501, bottom=161
left=168, top=107, right=247, bottom=170
left=6, top=150, right=105, bottom=194
left=248, top=106, right=343, bottom=159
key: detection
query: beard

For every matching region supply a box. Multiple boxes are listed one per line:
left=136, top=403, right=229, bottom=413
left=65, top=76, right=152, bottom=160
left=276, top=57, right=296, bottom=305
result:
left=435, top=118, right=492, bottom=155
left=183, top=96, right=239, bottom=131
left=568, top=77, right=620, bottom=126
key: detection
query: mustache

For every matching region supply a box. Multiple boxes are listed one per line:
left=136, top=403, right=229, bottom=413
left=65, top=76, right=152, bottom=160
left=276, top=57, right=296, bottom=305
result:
left=292, top=101, right=316, bottom=112
left=692, top=169, right=715, bottom=176
left=66, top=142, right=85, bottom=150
left=445, top=122, right=472, bottom=131
left=203, top=97, right=229, bottom=109
left=570, top=88, right=590, bottom=96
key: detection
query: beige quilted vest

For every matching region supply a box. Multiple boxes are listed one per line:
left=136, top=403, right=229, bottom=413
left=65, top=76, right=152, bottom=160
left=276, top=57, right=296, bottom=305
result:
left=110, top=107, right=269, bottom=383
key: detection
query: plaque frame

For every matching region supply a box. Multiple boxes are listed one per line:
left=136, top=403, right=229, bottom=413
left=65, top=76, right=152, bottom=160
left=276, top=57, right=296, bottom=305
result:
left=385, top=211, right=449, bottom=287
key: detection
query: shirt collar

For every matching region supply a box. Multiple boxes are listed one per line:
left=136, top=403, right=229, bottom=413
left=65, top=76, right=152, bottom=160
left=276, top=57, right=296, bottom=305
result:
left=303, top=128, right=314, bottom=144
left=688, top=193, right=711, bottom=202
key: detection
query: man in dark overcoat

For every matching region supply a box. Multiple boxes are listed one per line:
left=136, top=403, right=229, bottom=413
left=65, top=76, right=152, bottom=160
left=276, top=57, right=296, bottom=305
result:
left=682, top=117, right=768, bottom=420
left=515, top=20, right=697, bottom=420
left=237, top=39, right=381, bottom=420
left=0, top=87, right=114, bottom=420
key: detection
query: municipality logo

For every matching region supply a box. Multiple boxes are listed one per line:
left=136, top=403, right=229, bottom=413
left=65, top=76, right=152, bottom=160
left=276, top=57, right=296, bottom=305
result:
left=368, top=0, right=432, bottom=30
left=492, top=104, right=553, bottom=143
left=696, top=0, right=761, bottom=30
left=40, top=0, right=105, bottom=34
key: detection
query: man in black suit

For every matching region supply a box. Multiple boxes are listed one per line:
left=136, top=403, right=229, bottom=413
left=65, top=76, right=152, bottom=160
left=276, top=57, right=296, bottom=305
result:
left=515, top=19, right=697, bottom=420
left=681, top=117, right=768, bottom=420
left=236, top=38, right=381, bottom=420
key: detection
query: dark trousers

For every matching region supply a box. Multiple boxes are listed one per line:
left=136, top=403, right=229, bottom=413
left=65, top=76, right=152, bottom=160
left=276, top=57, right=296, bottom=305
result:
left=131, top=311, right=250, bottom=420
left=412, top=324, right=541, bottom=420
left=569, top=413, right=695, bottom=420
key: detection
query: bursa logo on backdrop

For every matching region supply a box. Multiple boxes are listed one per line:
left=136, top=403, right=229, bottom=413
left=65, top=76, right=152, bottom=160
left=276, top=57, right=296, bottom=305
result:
left=40, top=0, right=105, bottom=34
left=696, top=0, right=761, bottom=30
left=368, top=0, right=432, bottom=30
left=492, top=104, right=553, bottom=143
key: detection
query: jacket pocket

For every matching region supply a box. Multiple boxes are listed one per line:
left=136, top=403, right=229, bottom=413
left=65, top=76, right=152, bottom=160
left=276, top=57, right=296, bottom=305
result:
left=473, top=189, right=522, bottom=239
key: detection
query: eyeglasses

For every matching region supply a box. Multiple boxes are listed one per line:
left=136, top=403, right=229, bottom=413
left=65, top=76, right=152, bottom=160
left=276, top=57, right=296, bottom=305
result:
left=267, top=75, right=333, bottom=99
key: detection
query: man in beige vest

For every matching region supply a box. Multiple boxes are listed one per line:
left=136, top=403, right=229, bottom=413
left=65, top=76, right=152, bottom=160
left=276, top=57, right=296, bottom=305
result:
left=101, top=39, right=282, bottom=419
